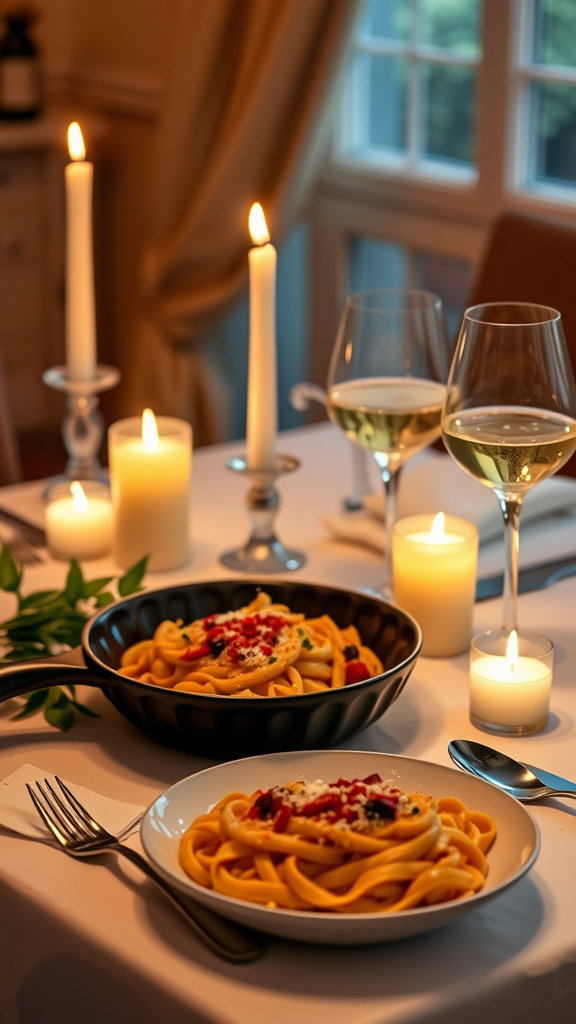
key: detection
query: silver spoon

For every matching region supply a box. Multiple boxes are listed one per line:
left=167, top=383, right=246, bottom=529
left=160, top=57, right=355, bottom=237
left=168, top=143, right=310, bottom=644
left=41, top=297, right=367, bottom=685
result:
left=448, top=739, right=576, bottom=802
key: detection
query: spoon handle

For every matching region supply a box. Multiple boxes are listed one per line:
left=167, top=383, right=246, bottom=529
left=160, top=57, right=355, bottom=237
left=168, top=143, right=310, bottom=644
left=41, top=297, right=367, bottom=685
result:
left=547, top=790, right=576, bottom=800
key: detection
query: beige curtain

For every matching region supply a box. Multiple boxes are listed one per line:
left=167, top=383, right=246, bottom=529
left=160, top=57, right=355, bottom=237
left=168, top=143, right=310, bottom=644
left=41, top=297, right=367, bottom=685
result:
left=129, top=0, right=359, bottom=445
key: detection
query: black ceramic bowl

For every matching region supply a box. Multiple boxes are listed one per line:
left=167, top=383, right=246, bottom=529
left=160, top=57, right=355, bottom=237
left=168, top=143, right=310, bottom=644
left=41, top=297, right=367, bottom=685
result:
left=0, top=579, right=422, bottom=759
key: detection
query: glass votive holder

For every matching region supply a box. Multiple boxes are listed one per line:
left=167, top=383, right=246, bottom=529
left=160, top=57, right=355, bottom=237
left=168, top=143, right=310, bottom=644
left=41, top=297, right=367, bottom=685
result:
left=108, top=414, right=192, bottom=571
left=392, top=513, right=478, bottom=657
left=45, top=480, right=113, bottom=561
left=469, top=629, right=553, bottom=736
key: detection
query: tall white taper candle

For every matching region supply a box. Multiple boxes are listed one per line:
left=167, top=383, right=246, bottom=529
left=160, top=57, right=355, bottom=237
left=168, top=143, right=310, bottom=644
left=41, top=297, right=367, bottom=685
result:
left=246, top=202, right=277, bottom=471
left=65, top=122, right=97, bottom=382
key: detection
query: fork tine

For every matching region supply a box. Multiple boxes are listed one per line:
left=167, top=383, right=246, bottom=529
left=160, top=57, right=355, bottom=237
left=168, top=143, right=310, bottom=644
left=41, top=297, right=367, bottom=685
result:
left=0, top=528, right=42, bottom=565
left=55, top=776, right=106, bottom=836
left=8, top=537, right=26, bottom=562
left=27, top=783, right=72, bottom=845
left=43, top=778, right=95, bottom=840
left=35, top=780, right=82, bottom=841
left=12, top=540, right=41, bottom=565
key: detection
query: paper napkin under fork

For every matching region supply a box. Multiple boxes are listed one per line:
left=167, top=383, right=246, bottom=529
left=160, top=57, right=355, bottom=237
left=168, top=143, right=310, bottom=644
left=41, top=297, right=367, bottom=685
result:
left=324, top=449, right=576, bottom=553
left=0, top=763, right=145, bottom=843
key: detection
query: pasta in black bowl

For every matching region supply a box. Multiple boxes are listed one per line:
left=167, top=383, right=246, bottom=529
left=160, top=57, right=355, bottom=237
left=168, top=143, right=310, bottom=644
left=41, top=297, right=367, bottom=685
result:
left=0, top=579, right=422, bottom=758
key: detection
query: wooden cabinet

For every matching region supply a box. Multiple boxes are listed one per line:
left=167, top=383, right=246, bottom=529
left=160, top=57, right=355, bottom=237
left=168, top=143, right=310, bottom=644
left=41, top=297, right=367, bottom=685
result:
left=0, top=116, right=65, bottom=432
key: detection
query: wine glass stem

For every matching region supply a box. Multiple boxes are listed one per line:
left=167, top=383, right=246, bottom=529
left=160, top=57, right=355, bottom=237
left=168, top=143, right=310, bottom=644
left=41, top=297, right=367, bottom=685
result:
left=499, top=495, right=522, bottom=633
left=375, top=455, right=401, bottom=597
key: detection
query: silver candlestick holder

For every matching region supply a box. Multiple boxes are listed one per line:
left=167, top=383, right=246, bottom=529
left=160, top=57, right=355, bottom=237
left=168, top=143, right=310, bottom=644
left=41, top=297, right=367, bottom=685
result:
left=220, top=454, right=306, bottom=573
left=43, top=364, right=121, bottom=487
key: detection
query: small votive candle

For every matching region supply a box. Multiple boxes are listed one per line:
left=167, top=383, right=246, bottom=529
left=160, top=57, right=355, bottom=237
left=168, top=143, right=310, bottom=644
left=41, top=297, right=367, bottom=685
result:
left=108, top=410, right=192, bottom=571
left=46, top=481, right=113, bottom=560
left=470, top=629, right=553, bottom=735
left=392, top=512, right=478, bottom=657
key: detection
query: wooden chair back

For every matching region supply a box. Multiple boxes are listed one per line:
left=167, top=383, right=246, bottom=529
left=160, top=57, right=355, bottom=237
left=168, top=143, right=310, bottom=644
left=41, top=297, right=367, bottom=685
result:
left=468, top=210, right=576, bottom=478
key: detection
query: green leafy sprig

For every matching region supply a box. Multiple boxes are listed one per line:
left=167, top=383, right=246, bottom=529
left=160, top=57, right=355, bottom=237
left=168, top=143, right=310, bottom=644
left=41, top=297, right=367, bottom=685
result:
left=0, top=547, right=148, bottom=731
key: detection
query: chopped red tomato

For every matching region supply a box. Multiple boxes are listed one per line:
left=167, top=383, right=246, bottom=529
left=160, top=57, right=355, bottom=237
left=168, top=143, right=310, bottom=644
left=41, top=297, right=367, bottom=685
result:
left=345, top=661, right=371, bottom=684
left=273, top=806, right=293, bottom=832
left=181, top=643, right=211, bottom=662
left=299, top=793, right=343, bottom=817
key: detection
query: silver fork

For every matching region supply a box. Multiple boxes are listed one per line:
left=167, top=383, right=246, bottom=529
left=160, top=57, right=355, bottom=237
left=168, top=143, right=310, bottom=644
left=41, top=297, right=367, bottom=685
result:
left=0, top=522, right=43, bottom=565
left=27, top=777, right=263, bottom=963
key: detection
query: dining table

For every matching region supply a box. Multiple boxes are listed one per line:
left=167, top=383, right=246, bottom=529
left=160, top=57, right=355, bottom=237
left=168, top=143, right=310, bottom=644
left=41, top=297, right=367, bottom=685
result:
left=0, top=420, right=575, bottom=1024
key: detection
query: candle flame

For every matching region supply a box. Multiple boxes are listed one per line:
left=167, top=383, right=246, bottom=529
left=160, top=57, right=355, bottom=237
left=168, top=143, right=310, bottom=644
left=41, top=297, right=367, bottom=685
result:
left=71, top=481, right=89, bottom=514
left=429, top=511, right=445, bottom=542
left=68, top=122, right=86, bottom=161
left=248, top=203, right=270, bottom=245
left=142, top=408, right=160, bottom=453
left=506, top=630, right=518, bottom=672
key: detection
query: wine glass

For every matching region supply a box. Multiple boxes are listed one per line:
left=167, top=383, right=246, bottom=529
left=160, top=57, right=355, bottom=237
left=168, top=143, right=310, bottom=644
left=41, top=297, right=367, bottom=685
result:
left=442, top=302, right=576, bottom=633
left=327, top=289, right=450, bottom=597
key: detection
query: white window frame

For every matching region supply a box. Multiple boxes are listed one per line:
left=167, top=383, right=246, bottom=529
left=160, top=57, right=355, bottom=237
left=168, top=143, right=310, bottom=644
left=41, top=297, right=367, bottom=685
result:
left=308, top=0, right=576, bottom=388
left=340, top=0, right=480, bottom=184
left=511, top=0, right=576, bottom=203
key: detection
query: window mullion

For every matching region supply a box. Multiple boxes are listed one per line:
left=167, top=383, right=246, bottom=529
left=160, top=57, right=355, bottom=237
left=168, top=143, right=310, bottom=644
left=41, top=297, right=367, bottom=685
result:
left=512, top=0, right=541, bottom=195
left=407, top=0, right=420, bottom=171
left=518, top=64, right=576, bottom=86
left=357, top=35, right=478, bottom=69
left=517, top=0, right=535, bottom=70
left=349, top=50, right=370, bottom=152
left=413, top=47, right=478, bottom=69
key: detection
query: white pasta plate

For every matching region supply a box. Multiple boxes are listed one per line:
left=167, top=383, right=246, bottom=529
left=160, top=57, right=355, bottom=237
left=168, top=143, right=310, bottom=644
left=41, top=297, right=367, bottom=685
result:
left=140, top=749, right=539, bottom=945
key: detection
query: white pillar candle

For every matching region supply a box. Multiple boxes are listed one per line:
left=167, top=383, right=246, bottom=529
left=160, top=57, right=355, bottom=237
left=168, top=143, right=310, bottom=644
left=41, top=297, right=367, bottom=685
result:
left=46, top=481, right=112, bottom=561
left=109, top=410, right=192, bottom=571
left=246, top=202, right=277, bottom=472
left=470, top=630, right=552, bottom=732
left=65, top=122, right=97, bottom=382
left=393, top=512, right=478, bottom=657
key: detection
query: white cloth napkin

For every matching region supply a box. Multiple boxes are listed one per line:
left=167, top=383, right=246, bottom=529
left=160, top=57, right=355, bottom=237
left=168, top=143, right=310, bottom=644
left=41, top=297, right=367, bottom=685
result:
left=0, top=764, right=145, bottom=843
left=324, top=450, right=576, bottom=553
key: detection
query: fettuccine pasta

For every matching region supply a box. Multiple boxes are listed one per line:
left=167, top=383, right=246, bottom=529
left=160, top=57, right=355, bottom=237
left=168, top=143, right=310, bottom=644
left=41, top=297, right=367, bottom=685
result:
left=179, top=774, right=496, bottom=913
left=118, top=591, right=383, bottom=697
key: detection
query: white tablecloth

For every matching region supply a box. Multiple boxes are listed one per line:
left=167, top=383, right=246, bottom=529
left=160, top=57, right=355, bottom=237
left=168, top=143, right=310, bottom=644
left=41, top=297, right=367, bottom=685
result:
left=1, top=423, right=575, bottom=1024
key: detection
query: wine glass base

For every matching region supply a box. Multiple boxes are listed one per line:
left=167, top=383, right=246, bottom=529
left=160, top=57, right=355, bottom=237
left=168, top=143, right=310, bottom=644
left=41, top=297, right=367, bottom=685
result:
left=220, top=540, right=306, bottom=574
left=357, top=583, right=395, bottom=604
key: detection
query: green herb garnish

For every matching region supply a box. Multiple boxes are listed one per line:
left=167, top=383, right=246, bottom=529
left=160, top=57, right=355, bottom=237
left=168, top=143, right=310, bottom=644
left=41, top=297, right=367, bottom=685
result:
left=268, top=656, right=278, bottom=664
left=302, top=637, right=313, bottom=651
left=0, top=548, right=148, bottom=732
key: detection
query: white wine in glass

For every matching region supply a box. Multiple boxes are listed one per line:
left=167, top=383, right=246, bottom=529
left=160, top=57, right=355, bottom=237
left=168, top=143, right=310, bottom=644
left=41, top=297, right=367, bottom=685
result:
left=442, top=303, right=576, bottom=632
left=327, top=290, right=449, bottom=597
left=329, top=378, right=446, bottom=458
left=442, top=406, right=576, bottom=489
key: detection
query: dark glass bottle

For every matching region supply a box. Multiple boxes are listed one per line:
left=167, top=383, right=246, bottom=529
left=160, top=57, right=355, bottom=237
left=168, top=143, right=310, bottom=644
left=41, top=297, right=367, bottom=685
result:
left=0, top=10, right=41, bottom=120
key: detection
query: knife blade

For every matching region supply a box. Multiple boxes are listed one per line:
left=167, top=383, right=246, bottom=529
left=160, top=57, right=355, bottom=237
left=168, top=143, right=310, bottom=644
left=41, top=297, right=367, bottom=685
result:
left=476, top=553, right=576, bottom=601
left=522, top=763, right=576, bottom=795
